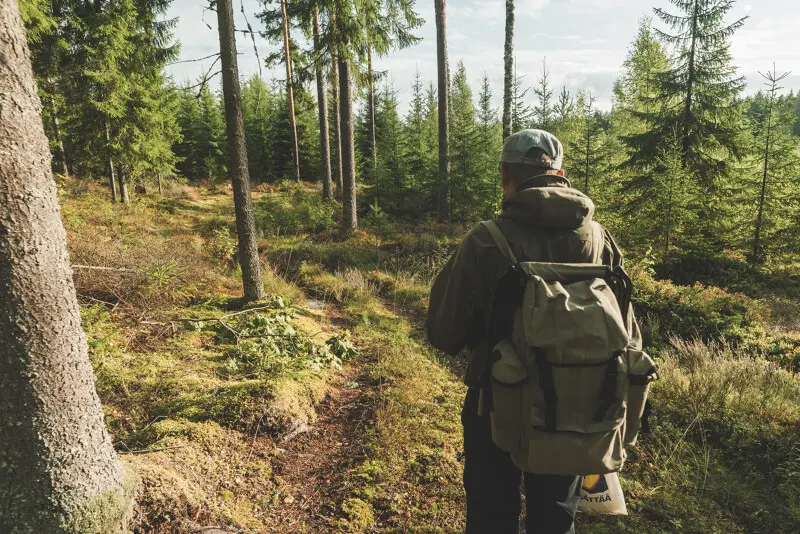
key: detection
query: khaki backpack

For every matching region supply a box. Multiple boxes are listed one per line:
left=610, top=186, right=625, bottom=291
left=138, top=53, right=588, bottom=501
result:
left=480, top=220, right=657, bottom=476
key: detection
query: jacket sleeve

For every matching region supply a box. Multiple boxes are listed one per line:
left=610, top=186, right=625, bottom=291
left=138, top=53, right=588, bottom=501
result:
left=426, top=230, right=484, bottom=356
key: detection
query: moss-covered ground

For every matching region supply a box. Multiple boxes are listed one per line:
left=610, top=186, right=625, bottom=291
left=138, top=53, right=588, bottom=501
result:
left=61, top=179, right=799, bottom=533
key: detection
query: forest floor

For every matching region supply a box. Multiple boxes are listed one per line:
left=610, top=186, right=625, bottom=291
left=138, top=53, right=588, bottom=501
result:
left=60, top=178, right=800, bottom=533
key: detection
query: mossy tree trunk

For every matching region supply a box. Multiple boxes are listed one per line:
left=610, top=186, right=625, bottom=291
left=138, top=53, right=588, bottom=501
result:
left=331, top=49, right=344, bottom=197
left=217, top=0, right=265, bottom=301
left=0, top=2, right=137, bottom=532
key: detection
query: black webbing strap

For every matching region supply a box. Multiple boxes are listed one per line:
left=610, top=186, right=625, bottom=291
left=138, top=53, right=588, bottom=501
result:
left=534, top=347, right=558, bottom=433
left=593, top=350, right=623, bottom=423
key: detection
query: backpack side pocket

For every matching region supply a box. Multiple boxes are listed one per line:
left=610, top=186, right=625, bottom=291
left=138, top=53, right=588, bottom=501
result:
left=624, top=348, right=658, bottom=446
left=490, top=340, right=527, bottom=453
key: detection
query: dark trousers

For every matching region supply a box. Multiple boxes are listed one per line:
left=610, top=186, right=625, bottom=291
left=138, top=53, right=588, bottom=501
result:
left=462, top=388, right=581, bottom=534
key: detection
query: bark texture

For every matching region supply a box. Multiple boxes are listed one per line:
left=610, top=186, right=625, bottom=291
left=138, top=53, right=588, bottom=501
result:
left=217, top=0, right=265, bottom=301
left=434, top=0, right=450, bottom=220
left=0, top=3, right=137, bottom=532
left=338, top=57, right=357, bottom=230
left=281, top=0, right=302, bottom=182
left=313, top=8, right=333, bottom=200
left=503, top=0, right=514, bottom=140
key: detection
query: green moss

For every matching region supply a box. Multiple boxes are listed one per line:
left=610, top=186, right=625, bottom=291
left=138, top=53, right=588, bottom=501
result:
left=339, top=498, right=375, bottom=533
left=63, top=462, right=140, bottom=534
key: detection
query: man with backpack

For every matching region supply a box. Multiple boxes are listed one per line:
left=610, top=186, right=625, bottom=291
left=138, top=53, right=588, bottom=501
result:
left=427, top=129, right=655, bottom=533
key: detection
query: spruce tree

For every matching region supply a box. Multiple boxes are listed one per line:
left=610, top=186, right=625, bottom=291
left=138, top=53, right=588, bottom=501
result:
left=628, top=0, right=748, bottom=183
left=449, top=61, right=479, bottom=220
left=533, top=57, right=554, bottom=131
left=476, top=73, right=502, bottom=216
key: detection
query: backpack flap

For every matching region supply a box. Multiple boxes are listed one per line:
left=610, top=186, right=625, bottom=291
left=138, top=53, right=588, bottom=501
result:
left=517, top=262, right=610, bottom=284
left=624, top=348, right=658, bottom=446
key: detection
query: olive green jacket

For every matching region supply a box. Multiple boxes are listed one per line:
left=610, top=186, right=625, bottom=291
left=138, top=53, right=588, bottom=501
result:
left=426, top=175, right=632, bottom=387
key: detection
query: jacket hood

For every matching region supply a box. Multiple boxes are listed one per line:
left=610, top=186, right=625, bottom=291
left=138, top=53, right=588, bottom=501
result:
left=500, top=174, right=595, bottom=230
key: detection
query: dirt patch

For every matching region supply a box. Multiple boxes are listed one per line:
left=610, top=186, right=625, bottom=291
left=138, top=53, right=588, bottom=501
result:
left=263, top=365, right=375, bottom=533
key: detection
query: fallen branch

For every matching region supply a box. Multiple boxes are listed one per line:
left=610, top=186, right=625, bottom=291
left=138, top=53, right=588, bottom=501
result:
left=120, top=444, right=188, bottom=455
left=72, top=264, right=137, bottom=273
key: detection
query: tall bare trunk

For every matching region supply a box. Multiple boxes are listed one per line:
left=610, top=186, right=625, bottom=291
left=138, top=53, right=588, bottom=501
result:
left=434, top=0, right=450, bottom=220
left=0, top=3, right=136, bottom=531
left=117, top=164, right=130, bottom=204
left=331, top=51, right=344, bottom=196
left=217, top=0, right=265, bottom=301
left=48, top=92, right=69, bottom=177
left=502, top=0, right=514, bottom=139
left=281, top=0, right=301, bottom=182
left=313, top=8, right=333, bottom=200
left=367, top=46, right=378, bottom=201
left=105, top=122, right=118, bottom=202
left=338, top=57, right=357, bottom=230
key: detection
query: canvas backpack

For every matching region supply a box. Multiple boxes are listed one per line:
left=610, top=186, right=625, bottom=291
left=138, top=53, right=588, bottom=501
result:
left=480, top=219, right=658, bottom=476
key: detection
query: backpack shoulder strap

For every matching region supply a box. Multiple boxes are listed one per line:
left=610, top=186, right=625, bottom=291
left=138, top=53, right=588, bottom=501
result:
left=590, top=221, right=605, bottom=264
left=480, top=220, right=519, bottom=265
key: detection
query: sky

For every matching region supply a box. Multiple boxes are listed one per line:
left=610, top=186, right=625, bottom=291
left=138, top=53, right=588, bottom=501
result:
left=165, top=0, right=800, bottom=113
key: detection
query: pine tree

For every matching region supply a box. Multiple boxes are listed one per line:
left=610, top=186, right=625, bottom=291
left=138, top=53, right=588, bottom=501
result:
left=476, top=73, right=503, bottom=217
left=217, top=0, right=265, bottom=301
left=745, top=66, right=800, bottom=262
left=511, top=59, right=533, bottom=132
left=241, top=75, right=275, bottom=182
left=533, top=57, right=554, bottom=131
left=449, top=61, right=479, bottom=220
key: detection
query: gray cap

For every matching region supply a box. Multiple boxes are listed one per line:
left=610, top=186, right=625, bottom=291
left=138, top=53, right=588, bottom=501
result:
left=500, top=129, right=564, bottom=170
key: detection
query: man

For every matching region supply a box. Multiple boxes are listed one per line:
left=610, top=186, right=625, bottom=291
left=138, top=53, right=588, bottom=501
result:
left=427, top=129, right=628, bottom=533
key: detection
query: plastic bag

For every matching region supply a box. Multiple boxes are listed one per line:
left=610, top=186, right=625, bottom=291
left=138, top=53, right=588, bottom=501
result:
left=577, top=472, right=628, bottom=515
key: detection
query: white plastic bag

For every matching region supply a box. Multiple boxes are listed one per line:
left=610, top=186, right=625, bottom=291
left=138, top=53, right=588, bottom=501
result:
left=577, top=472, right=628, bottom=515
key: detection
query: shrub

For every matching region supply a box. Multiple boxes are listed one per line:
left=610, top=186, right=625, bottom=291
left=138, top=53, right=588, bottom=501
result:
left=254, top=189, right=336, bottom=236
left=631, top=265, right=765, bottom=347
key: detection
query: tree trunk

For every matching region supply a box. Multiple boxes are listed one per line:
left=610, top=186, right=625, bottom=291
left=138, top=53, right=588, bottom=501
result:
left=217, top=0, right=265, bottom=301
left=753, top=94, right=774, bottom=263
left=331, top=52, right=344, bottom=196
left=502, top=0, right=514, bottom=139
left=313, top=8, right=333, bottom=200
left=117, top=164, right=130, bottom=204
left=48, top=93, right=69, bottom=177
left=367, top=45, right=378, bottom=201
left=105, top=122, right=118, bottom=202
left=434, top=0, right=450, bottom=220
left=338, top=57, right=357, bottom=230
left=281, top=0, right=302, bottom=183
left=0, top=3, right=137, bottom=532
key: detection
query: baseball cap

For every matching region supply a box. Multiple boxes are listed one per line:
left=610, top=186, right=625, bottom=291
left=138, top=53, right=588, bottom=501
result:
left=500, top=129, right=564, bottom=170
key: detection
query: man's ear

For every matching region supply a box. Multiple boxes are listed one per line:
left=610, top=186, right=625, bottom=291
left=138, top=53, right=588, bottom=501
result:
left=556, top=169, right=565, bottom=177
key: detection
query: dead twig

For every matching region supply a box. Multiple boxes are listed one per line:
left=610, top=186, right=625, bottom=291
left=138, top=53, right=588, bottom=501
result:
left=72, top=264, right=137, bottom=273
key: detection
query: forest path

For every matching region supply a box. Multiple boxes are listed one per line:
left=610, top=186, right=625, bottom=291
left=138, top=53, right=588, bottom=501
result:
left=263, top=360, right=374, bottom=533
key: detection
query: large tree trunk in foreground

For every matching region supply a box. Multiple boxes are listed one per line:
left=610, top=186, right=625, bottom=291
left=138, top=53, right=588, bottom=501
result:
left=313, top=8, right=333, bottom=200
left=281, top=0, right=302, bottom=182
left=434, top=0, right=450, bottom=220
left=217, top=0, right=265, bottom=301
left=0, top=3, right=137, bottom=532
left=502, top=0, right=514, bottom=139
left=338, top=57, right=357, bottom=230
